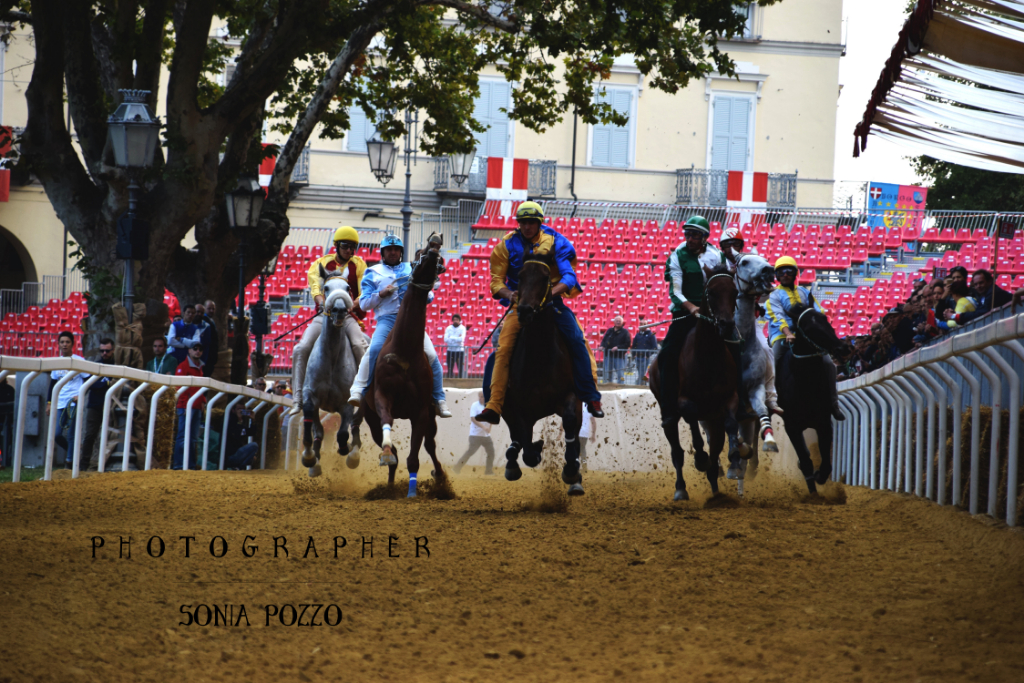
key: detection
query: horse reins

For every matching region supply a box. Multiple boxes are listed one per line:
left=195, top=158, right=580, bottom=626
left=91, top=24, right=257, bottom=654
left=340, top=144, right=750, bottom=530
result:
left=790, top=307, right=830, bottom=359
left=697, top=272, right=744, bottom=344
left=472, top=257, right=551, bottom=355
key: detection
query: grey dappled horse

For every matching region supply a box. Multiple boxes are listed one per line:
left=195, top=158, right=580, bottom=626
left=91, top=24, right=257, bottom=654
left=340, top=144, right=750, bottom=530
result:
left=301, top=266, right=362, bottom=476
left=732, top=253, right=780, bottom=482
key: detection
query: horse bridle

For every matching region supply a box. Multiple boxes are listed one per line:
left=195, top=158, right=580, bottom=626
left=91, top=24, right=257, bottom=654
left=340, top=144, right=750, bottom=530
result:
left=409, top=248, right=442, bottom=291
left=521, top=258, right=553, bottom=309
left=791, top=307, right=831, bottom=359
left=733, top=252, right=772, bottom=297
left=697, top=272, right=743, bottom=344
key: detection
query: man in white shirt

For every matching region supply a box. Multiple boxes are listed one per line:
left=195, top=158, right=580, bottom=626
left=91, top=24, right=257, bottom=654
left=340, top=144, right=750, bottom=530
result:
left=579, top=402, right=596, bottom=472
left=443, top=314, right=466, bottom=378
left=48, top=331, right=87, bottom=469
left=453, top=391, right=495, bottom=475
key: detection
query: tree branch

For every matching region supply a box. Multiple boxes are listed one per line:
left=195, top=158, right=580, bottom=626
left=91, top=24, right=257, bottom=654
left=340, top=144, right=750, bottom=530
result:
left=134, top=0, right=170, bottom=95
left=1, top=10, right=30, bottom=23
left=22, top=0, right=102, bottom=244
left=63, top=1, right=111, bottom=174
left=429, top=0, right=519, bottom=33
left=165, top=1, right=215, bottom=125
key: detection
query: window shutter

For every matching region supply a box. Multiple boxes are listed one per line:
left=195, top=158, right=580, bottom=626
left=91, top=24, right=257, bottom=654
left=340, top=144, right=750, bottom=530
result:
left=710, top=95, right=751, bottom=172
left=592, top=88, right=633, bottom=168
left=347, top=106, right=377, bottom=153
left=473, top=81, right=511, bottom=158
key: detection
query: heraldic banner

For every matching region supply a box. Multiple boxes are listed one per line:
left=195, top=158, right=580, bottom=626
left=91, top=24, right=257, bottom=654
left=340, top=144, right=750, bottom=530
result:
left=866, top=182, right=928, bottom=231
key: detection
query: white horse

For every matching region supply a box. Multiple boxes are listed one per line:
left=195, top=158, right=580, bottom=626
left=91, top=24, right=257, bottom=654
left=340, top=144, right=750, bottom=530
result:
left=731, top=253, right=780, bottom=488
left=300, top=266, right=362, bottom=476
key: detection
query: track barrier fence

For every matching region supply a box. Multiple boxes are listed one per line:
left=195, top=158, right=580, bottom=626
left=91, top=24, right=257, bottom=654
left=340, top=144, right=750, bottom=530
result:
left=835, top=310, right=1024, bottom=527
left=0, top=356, right=301, bottom=482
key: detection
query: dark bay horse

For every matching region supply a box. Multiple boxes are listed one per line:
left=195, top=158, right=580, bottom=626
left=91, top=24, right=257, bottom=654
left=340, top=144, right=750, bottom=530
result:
left=774, top=303, right=850, bottom=494
left=361, top=234, right=446, bottom=497
left=501, top=249, right=585, bottom=496
left=649, top=267, right=748, bottom=501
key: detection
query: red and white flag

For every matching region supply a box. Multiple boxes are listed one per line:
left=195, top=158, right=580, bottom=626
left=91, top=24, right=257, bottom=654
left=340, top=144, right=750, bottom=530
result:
left=485, top=157, right=529, bottom=219
left=259, top=143, right=276, bottom=191
left=726, top=171, right=768, bottom=226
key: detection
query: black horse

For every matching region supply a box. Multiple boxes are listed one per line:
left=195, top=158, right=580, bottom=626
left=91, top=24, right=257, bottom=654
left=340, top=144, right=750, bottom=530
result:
left=501, top=249, right=586, bottom=496
left=774, top=303, right=850, bottom=494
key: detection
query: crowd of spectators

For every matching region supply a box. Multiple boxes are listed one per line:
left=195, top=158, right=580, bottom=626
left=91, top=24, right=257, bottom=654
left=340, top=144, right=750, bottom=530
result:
left=839, top=268, right=1024, bottom=380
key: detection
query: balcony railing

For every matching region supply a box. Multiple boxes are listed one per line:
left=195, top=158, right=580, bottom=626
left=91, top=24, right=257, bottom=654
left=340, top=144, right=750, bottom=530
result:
left=433, top=156, right=556, bottom=197
left=675, top=168, right=798, bottom=208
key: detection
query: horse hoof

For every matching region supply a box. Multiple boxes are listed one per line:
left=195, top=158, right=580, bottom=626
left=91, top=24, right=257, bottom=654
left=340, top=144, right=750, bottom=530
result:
left=505, top=463, right=523, bottom=482
left=561, top=466, right=582, bottom=486
left=346, top=451, right=360, bottom=469
left=301, top=454, right=317, bottom=468
left=673, top=489, right=689, bottom=502
left=308, top=465, right=321, bottom=478
left=693, top=452, right=709, bottom=472
left=567, top=483, right=585, bottom=496
left=737, top=442, right=752, bottom=460
left=814, top=469, right=830, bottom=485
left=407, top=491, right=417, bottom=498
left=762, top=440, right=778, bottom=453
left=379, top=446, right=397, bottom=467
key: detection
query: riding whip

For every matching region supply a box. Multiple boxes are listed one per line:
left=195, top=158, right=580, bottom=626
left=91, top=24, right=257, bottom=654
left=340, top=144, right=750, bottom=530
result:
left=272, top=312, right=320, bottom=342
left=473, top=305, right=513, bottom=355
left=638, top=315, right=690, bottom=330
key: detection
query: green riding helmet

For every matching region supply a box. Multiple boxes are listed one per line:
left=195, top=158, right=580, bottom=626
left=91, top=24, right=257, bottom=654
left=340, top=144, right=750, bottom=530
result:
left=683, top=215, right=711, bottom=236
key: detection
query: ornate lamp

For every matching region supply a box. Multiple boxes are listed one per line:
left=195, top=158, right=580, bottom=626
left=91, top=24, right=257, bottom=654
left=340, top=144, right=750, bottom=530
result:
left=448, top=149, right=476, bottom=186
left=366, top=137, right=398, bottom=185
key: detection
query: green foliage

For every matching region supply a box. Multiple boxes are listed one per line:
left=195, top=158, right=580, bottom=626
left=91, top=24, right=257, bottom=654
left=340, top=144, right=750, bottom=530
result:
left=67, top=240, right=122, bottom=328
left=912, top=156, right=1024, bottom=212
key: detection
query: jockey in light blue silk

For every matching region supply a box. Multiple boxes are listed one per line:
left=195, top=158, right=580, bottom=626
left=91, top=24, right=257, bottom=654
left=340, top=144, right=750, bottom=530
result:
left=347, top=235, right=452, bottom=418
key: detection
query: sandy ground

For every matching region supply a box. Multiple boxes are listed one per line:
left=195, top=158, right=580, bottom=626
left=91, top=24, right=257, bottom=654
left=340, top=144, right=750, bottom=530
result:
left=2, top=451, right=1024, bottom=683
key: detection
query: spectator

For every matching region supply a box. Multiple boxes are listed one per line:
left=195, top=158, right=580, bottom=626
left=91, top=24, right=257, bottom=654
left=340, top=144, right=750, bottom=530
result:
left=945, top=269, right=1012, bottom=326
left=48, top=331, right=86, bottom=469
left=937, top=278, right=978, bottom=332
left=631, top=315, right=658, bottom=384
left=443, top=314, right=466, bottom=378
left=935, top=267, right=967, bottom=322
left=452, top=390, right=495, bottom=475
left=172, top=342, right=207, bottom=470
left=79, top=338, right=117, bottom=471
left=167, top=304, right=201, bottom=364
left=579, top=402, right=596, bottom=472
left=274, top=380, right=290, bottom=397
left=145, top=337, right=178, bottom=374
left=253, top=377, right=268, bottom=393
left=222, top=402, right=259, bottom=470
left=599, top=316, right=631, bottom=383
left=195, top=301, right=220, bottom=377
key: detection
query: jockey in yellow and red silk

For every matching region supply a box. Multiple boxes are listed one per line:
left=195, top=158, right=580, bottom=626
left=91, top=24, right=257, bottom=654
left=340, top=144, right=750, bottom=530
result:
left=475, top=201, right=604, bottom=425
left=292, top=225, right=368, bottom=406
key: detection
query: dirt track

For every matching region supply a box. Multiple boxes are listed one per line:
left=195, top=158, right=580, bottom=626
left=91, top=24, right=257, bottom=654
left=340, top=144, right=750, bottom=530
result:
left=2, top=458, right=1024, bottom=683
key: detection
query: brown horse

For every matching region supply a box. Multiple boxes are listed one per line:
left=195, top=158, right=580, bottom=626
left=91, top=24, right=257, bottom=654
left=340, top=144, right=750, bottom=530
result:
left=361, top=234, right=446, bottom=497
left=649, top=267, right=748, bottom=501
left=500, top=249, right=585, bottom=495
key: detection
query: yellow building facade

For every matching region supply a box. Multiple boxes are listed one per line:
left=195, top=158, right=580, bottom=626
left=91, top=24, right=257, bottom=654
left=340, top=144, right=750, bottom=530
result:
left=0, top=0, right=843, bottom=290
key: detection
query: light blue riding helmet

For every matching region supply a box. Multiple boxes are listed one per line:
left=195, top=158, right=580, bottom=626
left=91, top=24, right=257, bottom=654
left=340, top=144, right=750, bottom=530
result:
left=379, top=234, right=404, bottom=253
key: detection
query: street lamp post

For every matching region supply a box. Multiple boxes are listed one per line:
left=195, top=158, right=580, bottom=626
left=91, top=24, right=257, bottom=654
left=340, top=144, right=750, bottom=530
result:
left=366, top=109, right=418, bottom=261
left=225, top=176, right=266, bottom=376
left=107, top=90, right=160, bottom=323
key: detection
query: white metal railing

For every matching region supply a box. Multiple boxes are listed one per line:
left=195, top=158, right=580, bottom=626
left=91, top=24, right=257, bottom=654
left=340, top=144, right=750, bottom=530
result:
left=836, top=312, right=1024, bottom=526
left=0, top=355, right=298, bottom=482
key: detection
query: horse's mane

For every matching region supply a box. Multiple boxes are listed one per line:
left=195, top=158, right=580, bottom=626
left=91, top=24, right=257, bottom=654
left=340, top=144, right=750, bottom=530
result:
left=707, top=263, right=731, bottom=277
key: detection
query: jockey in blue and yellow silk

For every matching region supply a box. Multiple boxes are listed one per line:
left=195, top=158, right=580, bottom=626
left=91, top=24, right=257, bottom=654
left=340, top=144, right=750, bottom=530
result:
left=766, top=255, right=844, bottom=421
left=475, top=201, right=604, bottom=424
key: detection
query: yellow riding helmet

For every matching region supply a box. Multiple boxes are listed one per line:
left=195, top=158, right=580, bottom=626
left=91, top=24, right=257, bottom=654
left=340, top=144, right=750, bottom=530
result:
left=333, top=225, right=359, bottom=244
left=774, top=255, right=798, bottom=270
left=515, top=201, right=544, bottom=221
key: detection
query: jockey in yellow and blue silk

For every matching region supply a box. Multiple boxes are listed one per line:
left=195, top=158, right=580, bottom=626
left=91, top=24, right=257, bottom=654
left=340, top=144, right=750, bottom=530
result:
left=475, top=201, right=604, bottom=425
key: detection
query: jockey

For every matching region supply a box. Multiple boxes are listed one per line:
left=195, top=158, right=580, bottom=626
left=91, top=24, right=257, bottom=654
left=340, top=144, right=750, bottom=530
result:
left=475, top=201, right=604, bottom=425
left=292, top=225, right=369, bottom=406
left=766, top=256, right=844, bottom=420
left=657, top=215, right=727, bottom=426
left=347, top=235, right=452, bottom=417
left=719, top=227, right=757, bottom=270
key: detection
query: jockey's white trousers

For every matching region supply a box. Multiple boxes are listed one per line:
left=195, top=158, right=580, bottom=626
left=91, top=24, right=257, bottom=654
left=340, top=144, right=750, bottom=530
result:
left=350, top=324, right=443, bottom=401
left=292, top=314, right=368, bottom=406
left=756, top=324, right=778, bottom=406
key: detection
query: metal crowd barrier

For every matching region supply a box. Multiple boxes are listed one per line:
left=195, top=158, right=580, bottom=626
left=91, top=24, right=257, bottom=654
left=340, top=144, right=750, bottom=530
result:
left=0, top=356, right=297, bottom=482
left=835, top=312, right=1024, bottom=526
